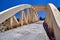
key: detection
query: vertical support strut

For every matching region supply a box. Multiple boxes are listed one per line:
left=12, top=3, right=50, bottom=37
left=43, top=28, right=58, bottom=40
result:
left=26, top=8, right=31, bottom=23
left=20, top=10, right=24, bottom=26
left=10, top=16, right=13, bottom=28
left=30, top=8, right=33, bottom=23
left=20, top=10, right=28, bottom=26
left=23, top=11, right=28, bottom=25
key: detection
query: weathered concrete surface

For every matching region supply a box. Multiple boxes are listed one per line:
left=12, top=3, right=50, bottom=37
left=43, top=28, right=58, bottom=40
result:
left=0, top=21, right=49, bottom=40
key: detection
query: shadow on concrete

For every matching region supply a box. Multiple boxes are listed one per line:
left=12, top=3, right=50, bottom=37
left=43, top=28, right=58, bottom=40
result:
left=43, top=22, right=55, bottom=40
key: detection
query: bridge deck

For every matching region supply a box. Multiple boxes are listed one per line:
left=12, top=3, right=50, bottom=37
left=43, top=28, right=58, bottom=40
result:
left=0, top=21, right=49, bottom=40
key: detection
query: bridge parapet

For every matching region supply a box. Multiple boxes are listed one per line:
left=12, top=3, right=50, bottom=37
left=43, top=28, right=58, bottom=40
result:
left=45, top=3, right=60, bottom=40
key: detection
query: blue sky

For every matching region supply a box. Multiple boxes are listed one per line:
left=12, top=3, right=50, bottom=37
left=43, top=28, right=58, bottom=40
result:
left=0, top=0, right=60, bottom=19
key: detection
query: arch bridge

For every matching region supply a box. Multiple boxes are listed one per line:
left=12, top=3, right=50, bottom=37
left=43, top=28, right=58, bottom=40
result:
left=0, top=3, right=60, bottom=40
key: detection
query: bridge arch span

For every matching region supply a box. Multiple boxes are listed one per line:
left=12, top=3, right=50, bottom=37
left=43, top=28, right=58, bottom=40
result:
left=0, top=3, right=60, bottom=40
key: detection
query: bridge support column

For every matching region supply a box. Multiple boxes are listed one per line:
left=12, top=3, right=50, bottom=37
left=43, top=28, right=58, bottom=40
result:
left=26, top=8, right=30, bottom=24
left=29, top=8, right=33, bottom=23
left=20, top=10, right=24, bottom=26
left=20, top=10, right=28, bottom=26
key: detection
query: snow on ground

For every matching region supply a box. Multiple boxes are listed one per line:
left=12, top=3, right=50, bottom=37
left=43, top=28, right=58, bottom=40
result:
left=0, top=21, right=49, bottom=40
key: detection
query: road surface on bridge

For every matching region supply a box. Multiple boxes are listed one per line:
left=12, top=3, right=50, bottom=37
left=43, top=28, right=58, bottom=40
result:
left=0, top=21, right=49, bottom=40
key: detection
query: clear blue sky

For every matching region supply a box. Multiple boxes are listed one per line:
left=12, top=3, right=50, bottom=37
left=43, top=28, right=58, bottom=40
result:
left=0, top=0, right=60, bottom=19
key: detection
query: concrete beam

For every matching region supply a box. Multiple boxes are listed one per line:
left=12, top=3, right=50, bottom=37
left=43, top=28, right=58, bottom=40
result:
left=32, top=6, right=46, bottom=11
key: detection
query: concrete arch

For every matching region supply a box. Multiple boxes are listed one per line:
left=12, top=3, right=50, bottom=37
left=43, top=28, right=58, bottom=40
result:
left=0, top=4, right=32, bottom=24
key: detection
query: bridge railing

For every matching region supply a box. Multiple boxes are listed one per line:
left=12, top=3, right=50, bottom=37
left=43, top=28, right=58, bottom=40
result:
left=47, top=3, right=60, bottom=40
left=0, top=4, right=38, bottom=31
